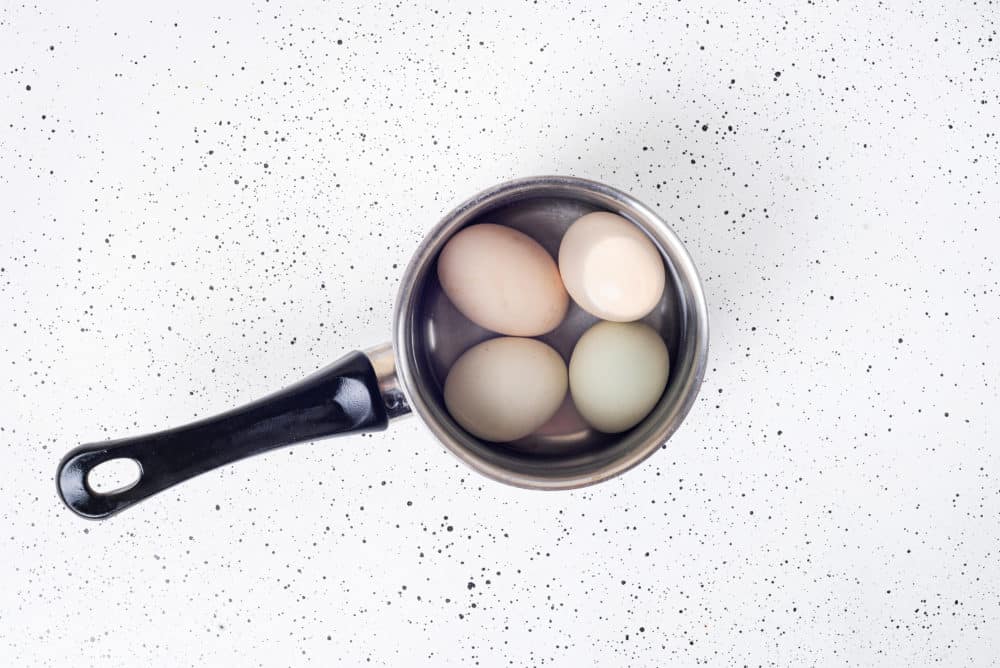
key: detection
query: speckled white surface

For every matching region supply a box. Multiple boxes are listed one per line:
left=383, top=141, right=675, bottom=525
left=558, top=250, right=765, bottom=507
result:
left=2, top=1, right=998, bottom=666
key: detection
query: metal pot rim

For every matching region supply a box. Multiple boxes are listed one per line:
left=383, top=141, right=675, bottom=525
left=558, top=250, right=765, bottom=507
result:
left=393, top=175, right=710, bottom=490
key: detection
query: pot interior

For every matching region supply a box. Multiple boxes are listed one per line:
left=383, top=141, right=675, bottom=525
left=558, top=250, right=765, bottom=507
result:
left=395, top=178, right=705, bottom=489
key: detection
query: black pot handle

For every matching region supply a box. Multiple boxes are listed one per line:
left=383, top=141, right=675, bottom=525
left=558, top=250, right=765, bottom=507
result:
left=57, top=351, right=390, bottom=520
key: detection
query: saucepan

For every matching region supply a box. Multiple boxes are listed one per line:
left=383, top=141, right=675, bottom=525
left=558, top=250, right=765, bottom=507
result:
left=56, top=176, right=709, bottom=519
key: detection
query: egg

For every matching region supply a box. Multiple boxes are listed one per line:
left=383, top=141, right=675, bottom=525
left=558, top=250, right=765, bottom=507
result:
left=558, top=212, right=666, bottom=322
left=529, top=394, right=590, bottom=439
left=569, top=321, right=669, bottom=433
left=437, top=224, right=569, bottom=336
left=444, top=337, right=567, bottom=442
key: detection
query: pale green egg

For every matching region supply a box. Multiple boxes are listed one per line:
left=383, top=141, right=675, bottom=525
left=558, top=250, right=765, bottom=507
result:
left=569, top=321, right=670, bottom=433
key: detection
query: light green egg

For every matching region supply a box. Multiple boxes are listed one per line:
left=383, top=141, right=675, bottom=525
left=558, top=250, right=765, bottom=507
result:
left=569, top=321, right=670, bottom=434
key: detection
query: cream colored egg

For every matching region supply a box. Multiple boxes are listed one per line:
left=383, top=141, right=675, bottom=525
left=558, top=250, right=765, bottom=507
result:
left=437, top=224, right=569, bottom=336
left=444, top=337, right=568, bottom=442
left=569, top=321, right=669, bottom=433
left=558, top=212, right=666, bottom=322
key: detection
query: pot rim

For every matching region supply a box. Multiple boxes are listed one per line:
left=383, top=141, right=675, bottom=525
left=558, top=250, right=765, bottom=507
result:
left=393, top=175, right=709, bottom=490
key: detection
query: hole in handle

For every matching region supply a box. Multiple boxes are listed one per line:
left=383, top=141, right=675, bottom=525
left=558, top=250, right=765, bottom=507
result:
left=86, top=457, right=142, bottom=495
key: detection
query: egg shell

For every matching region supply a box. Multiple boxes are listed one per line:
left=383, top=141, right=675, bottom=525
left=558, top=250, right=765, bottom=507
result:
left=437, top=224, right=569, bottom=336
left=569, top=321, right=670, bottom=433
left=444, top=337, right=568, bottom=442
left=529, top=394, right=589, bottom=439
left=558, top=212, right=666, bottom=322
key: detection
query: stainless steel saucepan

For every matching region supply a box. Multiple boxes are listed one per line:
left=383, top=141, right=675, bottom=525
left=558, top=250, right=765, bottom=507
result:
left=57, top=176, right=709, bottom=519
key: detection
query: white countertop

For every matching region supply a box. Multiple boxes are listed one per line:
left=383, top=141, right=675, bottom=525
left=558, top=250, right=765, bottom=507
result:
left=2, top=1, right=997, bottom=665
